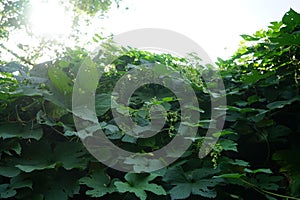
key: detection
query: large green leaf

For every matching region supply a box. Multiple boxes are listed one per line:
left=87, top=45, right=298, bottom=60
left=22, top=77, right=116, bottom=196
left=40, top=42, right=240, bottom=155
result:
left=13, top=140, right=56, bottom=173
left=47, top=67, right=73, bottom=94
left=114, top=173, right=166, bottom=200
left=79, top=169, right=117, bottom=197
left=163, top=167, right=222, bottom=199
left=54, top=142, right=90, bottom=170
left=0, top=124, right=43, bottom=140
left=282, top=9, right=300, bottom=31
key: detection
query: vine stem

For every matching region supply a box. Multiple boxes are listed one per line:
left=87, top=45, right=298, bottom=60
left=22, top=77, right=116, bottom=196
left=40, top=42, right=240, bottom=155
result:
left=240, top=178, right=300, bottom=200
left=0, top=43, right=34, bottom=66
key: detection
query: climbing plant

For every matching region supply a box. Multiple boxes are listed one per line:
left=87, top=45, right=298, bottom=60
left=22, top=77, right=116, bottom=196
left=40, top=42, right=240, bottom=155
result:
left=0, top=9, right=299, bottom=200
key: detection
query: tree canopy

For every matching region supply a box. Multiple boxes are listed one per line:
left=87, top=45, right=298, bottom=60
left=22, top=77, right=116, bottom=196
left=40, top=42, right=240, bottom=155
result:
left=0, top=0, right=122, bottom=65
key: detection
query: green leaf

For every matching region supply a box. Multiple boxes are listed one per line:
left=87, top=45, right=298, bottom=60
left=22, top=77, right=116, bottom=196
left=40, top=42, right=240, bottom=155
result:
left=169, top=184, right=191, bottom=200
left=0, top=124, right=43, bottom=140
left=184, top=105, right=205, bottom=113
left=0, top=184, right=16, bottom=198
left=114, top=173, right=166, bottom=200
left=163, top=167, right=221, bottom=199
left=270, top=32, right=300, bottom=46
left=30, top=169, right=81, bottom=200
left=241, top=70, right=270, bottom=84
left=75, top=57, right=99, bottom=92
left=104, top=124, right=118, bottom=133
left=0, top=166, right=21, bottom=177
left=13, top=86, right=43, bottom=97
left=124, top=156, right=165, bottom=173
left=137, top=137, right=156, bottom=148
left=36, top=110, right=56, bottom=126
left=4, top=138, right=22, bottom=155
left=251, top=174, right=283, bottom=191
left=1, top=62, right=26, bottom=73
left=282, top=9, right=300, bottom=31
left=14, top=140, right=56, bottom=173
left=48, top=67, right=73, bottom=94
left=54, top=142, right=89, bottom=170
left=162, top=97, right=174, bottom=102
left=122, top=134, right=137, bottom=143
left=244, top=168, right=272, bottom=174
left=266, top=96, right=300, bottom=110
left=226, top=106, right=259, bottom=114
left=0, top=174, right=32, bottom=199
left=0, top=139, right=22, bottom=156
left=104, top=124, right=122, bottom=139
left=163, top=166, right=187, bottom=183
left=115, top=181, right=147, bottom=200
left=212, top=130, right=237, bottom=138
left=267, top=125, right=291, bottom=142
left=79, top=169, right=117, bottom=197
left=15, top=163, right=56, bottom=173
left=227, top=159, right=250, bottom=167
left=247, top=95, right=259, bottom=105
left=218, top=139, right=238, bottom=152
left=57, top=60, right=69, bottom=68
left=10, top=175, right=32, bottom=190
left=255, top=118, right=275, bottom=128
left=240, top=34, right=260, bottom=41
left=95, top=93, right=111, bottom=116
left=153, top=64, right=173, bottom=76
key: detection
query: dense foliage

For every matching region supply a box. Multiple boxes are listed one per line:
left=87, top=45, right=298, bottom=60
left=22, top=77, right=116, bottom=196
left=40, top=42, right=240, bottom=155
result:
left=0, top=9, right=299, bottom=200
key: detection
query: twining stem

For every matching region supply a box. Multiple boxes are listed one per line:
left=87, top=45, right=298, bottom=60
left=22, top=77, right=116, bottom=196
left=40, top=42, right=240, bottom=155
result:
left=240, top=178, right=300, bottom=200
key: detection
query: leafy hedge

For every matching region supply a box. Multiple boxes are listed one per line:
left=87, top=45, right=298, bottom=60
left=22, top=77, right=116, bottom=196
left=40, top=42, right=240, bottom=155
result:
left=0, top=9, right=299, bottom=200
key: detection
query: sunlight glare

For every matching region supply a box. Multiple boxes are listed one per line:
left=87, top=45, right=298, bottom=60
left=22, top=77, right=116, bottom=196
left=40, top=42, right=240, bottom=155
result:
left=29, top=0, right=73, bottom=37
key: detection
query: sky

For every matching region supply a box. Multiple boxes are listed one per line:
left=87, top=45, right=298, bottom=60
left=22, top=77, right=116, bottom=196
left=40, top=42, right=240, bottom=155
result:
left=5, top=0, right=300, bottom=63
left=98, top=0, right=300, bottom=61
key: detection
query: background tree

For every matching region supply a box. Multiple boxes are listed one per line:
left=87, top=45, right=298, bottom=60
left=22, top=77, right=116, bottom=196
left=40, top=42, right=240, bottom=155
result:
left=0, top=0, right=122, bottom=65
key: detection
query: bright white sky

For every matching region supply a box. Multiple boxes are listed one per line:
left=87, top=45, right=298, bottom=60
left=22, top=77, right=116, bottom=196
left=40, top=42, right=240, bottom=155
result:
left=5, top=0, right=300, bottom=63
left=99, top=0, right=300, bottom=61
